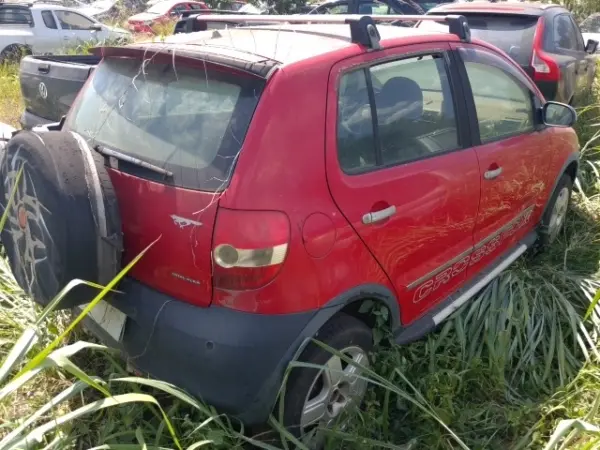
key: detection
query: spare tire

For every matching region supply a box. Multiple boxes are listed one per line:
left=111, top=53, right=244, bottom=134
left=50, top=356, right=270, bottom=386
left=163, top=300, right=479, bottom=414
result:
left=0, top=130, right=122, bottom=308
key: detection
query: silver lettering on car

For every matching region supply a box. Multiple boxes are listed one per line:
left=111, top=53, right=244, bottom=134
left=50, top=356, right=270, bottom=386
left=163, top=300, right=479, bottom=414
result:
left=411, top=205, right=535, bottom=303
left=171, top=272, right=202, bottom=285
left=171, top=215, right=202, bottom=229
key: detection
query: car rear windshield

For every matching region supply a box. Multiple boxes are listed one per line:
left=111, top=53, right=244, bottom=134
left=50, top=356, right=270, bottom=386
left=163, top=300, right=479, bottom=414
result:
left=66, top=57, right=264, bottom=191
left=419, top=14, right=539, bottom=66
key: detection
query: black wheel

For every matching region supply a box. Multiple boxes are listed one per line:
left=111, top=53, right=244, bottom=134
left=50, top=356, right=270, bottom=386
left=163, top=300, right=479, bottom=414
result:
left=0, top=44, right=31, bottom=64
left=281, top=313, right=373, bottom=447
left=538, top=174, right=572, bottom=249
left=0, top=130, right=122, bottom=308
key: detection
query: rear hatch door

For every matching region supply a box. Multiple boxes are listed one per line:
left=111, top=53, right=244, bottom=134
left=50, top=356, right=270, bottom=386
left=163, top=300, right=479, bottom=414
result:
left=64, top=53, right=265, bottom=307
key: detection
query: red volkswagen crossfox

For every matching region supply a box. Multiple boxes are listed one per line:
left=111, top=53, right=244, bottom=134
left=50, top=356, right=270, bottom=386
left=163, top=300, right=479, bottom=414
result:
left=0, top=13, right=579, bottom=442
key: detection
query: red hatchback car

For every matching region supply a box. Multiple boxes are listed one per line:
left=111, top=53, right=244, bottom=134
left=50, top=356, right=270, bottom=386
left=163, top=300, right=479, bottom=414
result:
left=0, top=14, right=580, bottom=442
left=127, top=0, right=208, bottom=33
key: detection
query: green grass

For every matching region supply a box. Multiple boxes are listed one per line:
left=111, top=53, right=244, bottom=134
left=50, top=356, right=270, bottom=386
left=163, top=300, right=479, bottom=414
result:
left=0, top=64, right=21, bottom=129
left=1, top=57, right=600, bottom=450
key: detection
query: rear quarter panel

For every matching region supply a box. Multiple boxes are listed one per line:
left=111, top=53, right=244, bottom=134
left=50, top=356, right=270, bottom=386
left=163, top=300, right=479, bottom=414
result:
left=217, top=56, right=395, bottom=314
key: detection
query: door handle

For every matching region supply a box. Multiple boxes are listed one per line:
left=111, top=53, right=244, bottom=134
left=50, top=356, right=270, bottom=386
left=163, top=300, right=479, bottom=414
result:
left=362, top=205, right=396, bottom=225
left=484, top=167, right=503, bottom=180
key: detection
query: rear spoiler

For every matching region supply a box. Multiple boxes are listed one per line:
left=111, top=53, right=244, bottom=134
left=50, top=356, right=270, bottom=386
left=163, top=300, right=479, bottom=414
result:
left=173, top=13, right=472, bottom=48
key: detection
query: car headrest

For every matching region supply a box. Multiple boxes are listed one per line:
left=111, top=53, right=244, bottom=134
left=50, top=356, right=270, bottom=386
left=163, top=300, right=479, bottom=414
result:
left=377, top=76, right=424, bottom=124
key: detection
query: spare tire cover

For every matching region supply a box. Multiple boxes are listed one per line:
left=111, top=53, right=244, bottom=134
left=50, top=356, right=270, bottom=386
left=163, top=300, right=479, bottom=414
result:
left=0, top=130, right=122, bottom=308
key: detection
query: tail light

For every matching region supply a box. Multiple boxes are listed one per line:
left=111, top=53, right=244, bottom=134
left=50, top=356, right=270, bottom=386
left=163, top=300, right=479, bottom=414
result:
left=212, top=208, right=290, bottom=291
left=531, top=18, right=560, bottom=83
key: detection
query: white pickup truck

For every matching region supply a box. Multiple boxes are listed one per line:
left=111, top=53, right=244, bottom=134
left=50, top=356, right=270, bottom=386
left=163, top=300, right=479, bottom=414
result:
left=0, top=2, right=131, bottom=61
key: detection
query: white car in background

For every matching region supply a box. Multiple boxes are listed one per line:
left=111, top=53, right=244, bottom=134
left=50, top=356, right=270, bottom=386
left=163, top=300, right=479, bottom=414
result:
left=0, top=2, right=130, bottom=61
left=581, top=13, right=600, bottom=53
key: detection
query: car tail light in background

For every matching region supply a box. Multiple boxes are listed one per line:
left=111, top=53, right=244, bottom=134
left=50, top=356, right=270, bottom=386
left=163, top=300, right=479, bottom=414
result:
left=212, top=208, right=290, bottom=291
left=531, top=18, right=560, bottom=82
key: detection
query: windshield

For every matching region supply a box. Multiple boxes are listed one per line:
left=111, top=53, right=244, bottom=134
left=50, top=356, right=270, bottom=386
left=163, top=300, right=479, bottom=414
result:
left=580, top=14, right=600, bottom=33
left=66, top=57, right=264, bottom=191
left=418, top=14, right=539, bottom=66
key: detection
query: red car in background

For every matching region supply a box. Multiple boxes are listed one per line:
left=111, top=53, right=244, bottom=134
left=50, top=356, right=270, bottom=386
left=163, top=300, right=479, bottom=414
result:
left=127, top=0, right=208, bottom=33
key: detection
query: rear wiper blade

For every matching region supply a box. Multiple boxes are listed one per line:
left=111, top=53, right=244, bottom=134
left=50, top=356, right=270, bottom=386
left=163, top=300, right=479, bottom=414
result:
left=94, top=145, right=174, bottom=178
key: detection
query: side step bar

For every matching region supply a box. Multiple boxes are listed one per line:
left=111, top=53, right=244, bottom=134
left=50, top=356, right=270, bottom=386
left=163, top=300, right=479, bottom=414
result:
left=394, top=231, right=537, bottom=345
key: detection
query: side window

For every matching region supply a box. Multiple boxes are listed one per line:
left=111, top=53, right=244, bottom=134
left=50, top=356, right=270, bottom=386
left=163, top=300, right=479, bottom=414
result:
left=0, top=7, right=33, bottom=25
left=336, top=53, right=459, bottom=172
left=318, top=2, right=349, bottom=14
left=569, top=16, right=585, bottom=51
left=358, top=1, right=390, bottom=14
left=553, top=14, right=579, bottom=51
left=41, top=10, right=58, bottom=29
left=370, top=54, right=459, bottom=166
left=189, top=3, right=203, bottom=10
left=459, top=47, right=534, bottom=144
left=337, top=70, right=377, bottom=173
left=54, top=10, right=95, bottom=30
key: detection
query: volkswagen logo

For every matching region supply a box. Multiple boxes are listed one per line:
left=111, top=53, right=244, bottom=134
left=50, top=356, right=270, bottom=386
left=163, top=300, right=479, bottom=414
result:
left=38, top=82, right=48, bottom=100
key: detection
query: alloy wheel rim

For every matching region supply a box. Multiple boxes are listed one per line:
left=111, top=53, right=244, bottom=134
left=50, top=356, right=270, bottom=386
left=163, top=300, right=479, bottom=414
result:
left=300, top=346, right=369, bottom=444
left=548, top=187, right=569, bottom=242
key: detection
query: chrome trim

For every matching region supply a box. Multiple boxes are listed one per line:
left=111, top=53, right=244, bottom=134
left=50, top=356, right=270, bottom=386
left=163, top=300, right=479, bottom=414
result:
left=432, top=243, right=528, bottom=325
left=406, top=246, right=473, bottom=290
left=406, top=205, right=535, bottom=290
left=362, top=205, right=396, bottom=225
left=473, top=205, right=534, bottom=250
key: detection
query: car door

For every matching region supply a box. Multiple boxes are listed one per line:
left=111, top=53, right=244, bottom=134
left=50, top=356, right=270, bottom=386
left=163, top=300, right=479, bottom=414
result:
left=54, top=9, right=99, bottom=47
left=570, top=15, right=596, bottom=93
left=452, top=44, right=552, bottom=278
left=326, top=43, right=481, bottom=325
left=548, top=13, right=589, bottom=103
left=31, top=10, right=63, bottom=54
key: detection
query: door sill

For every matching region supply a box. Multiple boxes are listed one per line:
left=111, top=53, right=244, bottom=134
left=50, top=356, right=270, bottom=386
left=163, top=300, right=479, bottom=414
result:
left=394, top=231, right=537, bottom=345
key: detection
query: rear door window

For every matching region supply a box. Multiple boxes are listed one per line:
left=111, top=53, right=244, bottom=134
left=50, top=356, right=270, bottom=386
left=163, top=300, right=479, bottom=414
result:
left=553, top=14, right=581, bottom=51
left=337, top=53, right=460, bottom=172
left=65, top=58, right=264, bottom=191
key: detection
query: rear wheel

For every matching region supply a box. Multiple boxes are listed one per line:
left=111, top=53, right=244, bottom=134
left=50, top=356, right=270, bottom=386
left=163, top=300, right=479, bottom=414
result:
left=0, top=44, right=31, bottom=64
left=281, top=313, right=372, bottom=447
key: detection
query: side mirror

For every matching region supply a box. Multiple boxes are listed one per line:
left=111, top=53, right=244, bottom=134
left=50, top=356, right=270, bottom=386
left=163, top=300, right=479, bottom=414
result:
left=542, top=101, right=577, bottom=128
left=585, top=39, right=598, bottom=54
left=89, top=24, right=103, bottom=31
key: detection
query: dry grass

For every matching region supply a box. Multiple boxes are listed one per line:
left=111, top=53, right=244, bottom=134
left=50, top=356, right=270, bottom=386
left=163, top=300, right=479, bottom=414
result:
left=0, top=64, right=22, bottom=128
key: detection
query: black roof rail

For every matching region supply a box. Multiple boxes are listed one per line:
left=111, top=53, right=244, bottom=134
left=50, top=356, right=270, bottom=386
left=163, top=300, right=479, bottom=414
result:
left=173, top=14, right=471, bottom=47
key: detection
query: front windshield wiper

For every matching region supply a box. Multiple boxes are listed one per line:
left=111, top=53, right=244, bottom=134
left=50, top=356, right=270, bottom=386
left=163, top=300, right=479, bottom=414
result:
left=94, top=145, right=174, bottom=178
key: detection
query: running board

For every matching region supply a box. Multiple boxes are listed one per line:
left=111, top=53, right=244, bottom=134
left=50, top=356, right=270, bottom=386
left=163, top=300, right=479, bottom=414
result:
left=394, top=231, right=537, bottom=345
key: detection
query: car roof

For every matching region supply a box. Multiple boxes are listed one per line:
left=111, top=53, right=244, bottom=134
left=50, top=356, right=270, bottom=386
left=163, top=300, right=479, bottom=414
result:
left=149, top=0, right=200, bottom=7
left=160, top=24, right=451, bottom=66
left=429, top=1, right=565, bottom=16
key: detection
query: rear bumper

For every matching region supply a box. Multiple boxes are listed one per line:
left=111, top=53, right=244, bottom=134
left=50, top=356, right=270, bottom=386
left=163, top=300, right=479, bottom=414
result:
left=20, top=109, right=54, bottom=130
left=85, top=278, right=317, bottom=424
